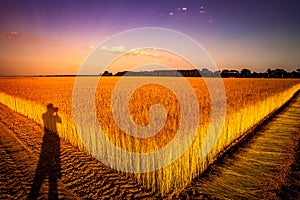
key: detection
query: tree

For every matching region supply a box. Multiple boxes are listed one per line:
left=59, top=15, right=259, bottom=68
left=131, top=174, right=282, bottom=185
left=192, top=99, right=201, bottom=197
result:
left=241, top=69, right=251, bottom=78
left=274, top=69, right=287, bottom=78
left=221, top=69, right=230, bottom=78
left=267, top=68, right=273, bottom=78
left=102, top=71, right=112, bottom=76
left=201, top=68, right=213, bottom=77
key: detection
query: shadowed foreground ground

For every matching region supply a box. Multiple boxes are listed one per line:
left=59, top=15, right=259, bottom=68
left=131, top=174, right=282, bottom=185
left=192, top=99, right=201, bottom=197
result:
left=0, top=104, right=162, bottom=199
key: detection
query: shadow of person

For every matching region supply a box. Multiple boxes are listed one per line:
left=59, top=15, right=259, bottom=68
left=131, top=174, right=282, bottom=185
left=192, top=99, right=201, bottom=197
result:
left=28, top=103, right=62, bottom=200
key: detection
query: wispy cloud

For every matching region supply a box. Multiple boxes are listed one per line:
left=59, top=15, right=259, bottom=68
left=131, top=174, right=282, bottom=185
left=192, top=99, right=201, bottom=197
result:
left=99, top=45, right=161, bottom=58
left=178, top=6, right=188, bottom=11
left=8, top=31, right=18, bottom=36
left=0, top=31, right=39, bottom=41
left=0, top=31, right=18, bottom=40
left=88, top=45, right=95, bottom=50
left=100, top=45, right=126, bottom=53
left=127, top=48, right=161, bottom=58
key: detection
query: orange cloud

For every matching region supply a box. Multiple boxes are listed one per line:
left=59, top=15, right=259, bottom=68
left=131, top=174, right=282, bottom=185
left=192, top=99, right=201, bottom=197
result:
left=8, top=31, right=18, bottom=35
left=0, top=31, right=19, bottom=40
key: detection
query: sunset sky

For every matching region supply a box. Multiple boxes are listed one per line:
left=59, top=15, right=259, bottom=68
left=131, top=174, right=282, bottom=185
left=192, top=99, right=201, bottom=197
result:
left=0, top=0, right=299, bottom=76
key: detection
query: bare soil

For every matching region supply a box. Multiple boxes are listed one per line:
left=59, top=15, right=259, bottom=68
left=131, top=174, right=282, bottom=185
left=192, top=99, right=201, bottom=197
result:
left=0, top=104, right=160, bottom=199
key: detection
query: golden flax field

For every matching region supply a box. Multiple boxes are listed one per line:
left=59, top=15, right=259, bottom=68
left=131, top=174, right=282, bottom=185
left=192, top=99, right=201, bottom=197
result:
left=0, top=77, right=299, bottom=195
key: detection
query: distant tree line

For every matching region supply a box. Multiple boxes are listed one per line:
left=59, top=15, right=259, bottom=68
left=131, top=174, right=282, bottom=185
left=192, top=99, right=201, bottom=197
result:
left=220, top=68, right=300, bottom=78
left=101, top=68, right=300, bottom=78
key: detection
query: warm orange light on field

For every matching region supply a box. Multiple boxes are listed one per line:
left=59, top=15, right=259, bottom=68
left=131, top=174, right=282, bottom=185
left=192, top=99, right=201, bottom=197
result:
left=0, top=77, right=299, bottom=194
left=95, top=82, right=186, bottom=153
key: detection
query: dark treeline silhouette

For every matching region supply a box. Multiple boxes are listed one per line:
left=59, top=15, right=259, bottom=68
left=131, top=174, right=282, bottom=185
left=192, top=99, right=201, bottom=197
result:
left=106, top=68, right=300, bottom=78
left=114, top=69, right=203, bottom=77
left=221, top=68, right=300, bottom=78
